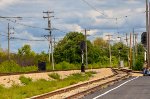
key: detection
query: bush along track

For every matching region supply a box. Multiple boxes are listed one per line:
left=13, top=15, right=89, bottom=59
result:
left=0, top=71, right=96, bottom=99
left=30, top=69, right=131, bottom=99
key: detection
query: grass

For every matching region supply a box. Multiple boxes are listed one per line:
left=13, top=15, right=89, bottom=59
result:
left=48, top=73, right=60, bottom=80
left=0, top=71, right=96, bottom=99
left=19, top=76, right=32, bottom=85
left=0, top=60, right=37, bottom=73
left=0, top=60, right=120, bottom=73
left=46, top=61, right=80, bottom=70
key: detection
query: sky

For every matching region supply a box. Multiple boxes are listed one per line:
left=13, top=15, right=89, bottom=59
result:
left=0, top=0, right=147, bottom=53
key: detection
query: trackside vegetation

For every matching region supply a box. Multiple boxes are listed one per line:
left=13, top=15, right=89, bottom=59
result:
left=0, top=32, right=145, bottom=72
left=0, top=72, right=96, bottom=99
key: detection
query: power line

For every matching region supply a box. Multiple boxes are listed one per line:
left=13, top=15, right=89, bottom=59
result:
left=81, top=0, right=125, bottom=19
left=11, top=37, right=46, bottom=41
left=0, top=33, right=8, bottom=37
left=4, top=18, right=46, bottom=29
left=81, top=0, right=110, bottom=18
left=81, top=0, right=145, bottom=20
left=2, top=17, right=68, bottom=34
left=0, top=33, right=46, bottom=42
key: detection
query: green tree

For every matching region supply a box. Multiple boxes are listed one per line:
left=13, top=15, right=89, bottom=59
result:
left=133, top=43, right=145, bottom=70
left=93, top=37, right=108, bottom=48
left=111, top=42, right=128, bottom=62
left=17, top=44, right=36, bottom=66
left=36, top=51, right=48, bottom=62
left=18, top=45, right=35, bottom=57
left=54, top=32, right=84, bottom=63
left=54, top=32, right=99, bottom=64
left=92, top=37, right=109, bottom=65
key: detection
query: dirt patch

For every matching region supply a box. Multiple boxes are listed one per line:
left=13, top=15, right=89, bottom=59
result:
left=132, top=73, right=143, bottom=77
left=0, top=68, right=114, bottom=87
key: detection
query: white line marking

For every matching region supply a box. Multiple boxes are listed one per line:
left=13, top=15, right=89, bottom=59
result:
left=93, top=76, right=139, bottom=99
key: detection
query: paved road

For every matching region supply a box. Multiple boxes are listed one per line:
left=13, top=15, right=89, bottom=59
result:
left=84, top=76, right=150, bottom=99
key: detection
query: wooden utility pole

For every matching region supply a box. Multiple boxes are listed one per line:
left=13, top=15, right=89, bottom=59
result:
left=129, top=33, right=132, bottom=69
left=134, top=33, right=138, bottom=57
left=125, top=33, right=129, bottom=47
left=7, top=23, right=14, bottom=60
left=43, top=11, right=55, bottom=70
left=0, top=17, right=20, bottom=60
left=132, top=28, right=135, bottom=68
left=8, top=23, right=10, bottom=60
left=106, top=35, right=113, bottom=67
left=44, top=35, right=51, bottom=62
left=146, top=0, right=149, bottom=67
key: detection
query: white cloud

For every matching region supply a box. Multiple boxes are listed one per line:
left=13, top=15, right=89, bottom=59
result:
left=9, top=31, right=48, bottom=53
left=88, top=29, right=98, bottom=35
left=0, top=0, right=146, bottom=52
left=61, top=24, right=83, bottom=32
left=0, top=0, right=19, bottom=9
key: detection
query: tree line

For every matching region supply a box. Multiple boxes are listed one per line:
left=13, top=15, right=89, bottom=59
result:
left=0, top=32, right=145, bottom=70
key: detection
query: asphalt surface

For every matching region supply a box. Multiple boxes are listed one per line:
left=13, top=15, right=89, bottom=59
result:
left=83, top=76, right=150, bottom=99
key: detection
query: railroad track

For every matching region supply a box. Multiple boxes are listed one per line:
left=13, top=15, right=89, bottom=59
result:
left=0, top=68, right=118, bottom=76
left=0, top=68, right=113, bottom=76
left=30, top=69, right=131, bottom=99
left=0, top=69, right=87, bottom=76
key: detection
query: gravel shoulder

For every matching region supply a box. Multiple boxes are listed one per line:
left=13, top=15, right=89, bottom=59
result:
left=0, top=68, right=114, bottom=87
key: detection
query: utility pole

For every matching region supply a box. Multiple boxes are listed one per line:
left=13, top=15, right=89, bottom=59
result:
left=124, top=33, right=130, bottom=67
left=44, top=35, right=51, bottom=63
left=8, top=23, right=10, bottom=60
left=7, top=23, right=14, bottom=60
left=43, top=11, right=55, bottom=70
left=53, top=36, right=56, bottom=49
left=116, top=18, right=119, bottom=34
left=146, top=0, right=149, bottom=67
left=134, top=33, right=138, bottom=57
left=129, top=33, right=132, bottom=69
left=0, top=34, right=1, bottom=50
left=0, top=17, right=20, bottom=60
left=125, top=33, right=129, bottom=46
left=132, top=28, right=135, bottom=68
left=118, top=36, right=121, bottom=65
left=84, top=29, right=90, bottom=69
left=106, top=35, right=113, bottom=67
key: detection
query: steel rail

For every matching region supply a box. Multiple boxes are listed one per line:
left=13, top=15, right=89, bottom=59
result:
left=30, top=69, right=131, bottom=99
left=65, top=74, right=130, bottom=99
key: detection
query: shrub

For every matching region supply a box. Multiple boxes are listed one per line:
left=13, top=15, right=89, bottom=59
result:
left=0, top=60, right=20, bottom=73
left=85, top=71, right=97, bottom=77
left=48, top=73, right=60, bottom=80
left=55, top=61, right=79, bottom=70
left=0, top=72, right=96, bottom=98
left=0, top=60, right=38, bottom=73
left=19, top=76, right=32, bottom=85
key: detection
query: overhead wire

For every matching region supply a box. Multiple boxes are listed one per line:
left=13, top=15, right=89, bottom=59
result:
left=0, top=32, right=47, bottom=42
left=81, top=0, right=111, bottom=18
left=11, top=37, right=46, bottom=41
left=81, top=0, right=126, bottom=19
left=4, top=18, right=46, bottom=29
left=81, top=0, right=145, bottom=20
left=0, top=17, right=63, bottom=31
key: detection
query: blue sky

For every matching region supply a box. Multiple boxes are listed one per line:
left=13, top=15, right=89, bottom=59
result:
left=0, top=0, right=147, bottom=53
